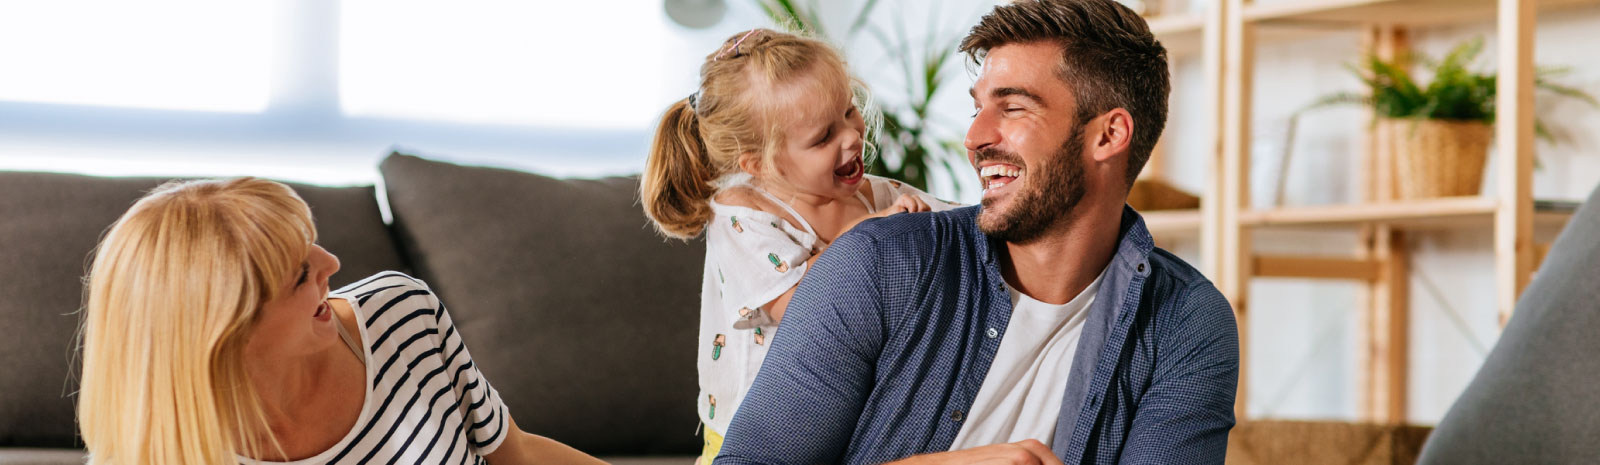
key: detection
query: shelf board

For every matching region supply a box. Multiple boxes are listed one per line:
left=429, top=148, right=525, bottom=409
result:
left=1244, top=0, right=1600, bottom=28
left=1240, top=197, right=1576, bottom=231
left=1142, top=208, right=1204, bottom=237
left=1145, top=13, right=1207, bottom=58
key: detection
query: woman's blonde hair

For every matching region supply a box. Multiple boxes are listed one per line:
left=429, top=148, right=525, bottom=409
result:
left=79, top=177, right=316, bottom=464
left=641, top=28, right=880, bottom=239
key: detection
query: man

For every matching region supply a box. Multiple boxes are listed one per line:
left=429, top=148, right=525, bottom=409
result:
left=714, top=0, right=1238, bottom=464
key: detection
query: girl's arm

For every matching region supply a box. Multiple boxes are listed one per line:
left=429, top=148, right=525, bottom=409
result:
left=485, top=416, right=606, bottom=465
left=763, top=251, right=825, bottom=323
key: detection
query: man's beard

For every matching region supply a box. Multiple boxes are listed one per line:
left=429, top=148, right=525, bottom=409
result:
left=976, top=124, right=1088, bottom=244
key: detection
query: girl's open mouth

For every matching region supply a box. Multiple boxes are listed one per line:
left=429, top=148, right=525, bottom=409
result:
left=834, top=156, right=865, bottom=184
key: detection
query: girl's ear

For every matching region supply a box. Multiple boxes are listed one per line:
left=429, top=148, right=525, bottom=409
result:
left=738, top=152, right=762, bottom=177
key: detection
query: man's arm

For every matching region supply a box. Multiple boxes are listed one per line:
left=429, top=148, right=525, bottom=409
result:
left=714, top=230, right=889, bottom=465
left=1119, top=283, right=1240, bottom=464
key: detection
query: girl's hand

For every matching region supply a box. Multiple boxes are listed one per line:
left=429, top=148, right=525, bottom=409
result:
left=878, top=193, right=932, bottom=216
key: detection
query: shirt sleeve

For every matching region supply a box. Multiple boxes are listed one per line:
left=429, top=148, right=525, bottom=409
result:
left=1118, top=282, right=1238, bottom=464
left=714, top=228, right=886, bottom=465
left=709, top=210, right=816, bottom=318
left=426, top=284, right=511, bottom=456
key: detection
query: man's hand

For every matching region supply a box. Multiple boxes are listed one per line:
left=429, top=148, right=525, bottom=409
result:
left=886, top=440, right=1064, bottom=465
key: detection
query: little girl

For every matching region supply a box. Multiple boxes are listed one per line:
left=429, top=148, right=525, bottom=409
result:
left=640, top=29, right=957, bottom=460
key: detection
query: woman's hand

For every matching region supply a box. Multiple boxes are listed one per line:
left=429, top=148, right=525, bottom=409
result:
left=484, top=415, right=606, bottom=465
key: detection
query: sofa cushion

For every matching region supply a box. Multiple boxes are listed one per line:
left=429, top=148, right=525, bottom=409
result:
left=379, top=154, right=704, bottom=455
left=0, top=171, right=404, bottom=448
left=1418, top=184, right=1600, bottom=463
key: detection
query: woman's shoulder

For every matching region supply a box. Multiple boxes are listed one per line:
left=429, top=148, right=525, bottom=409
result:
left=331, top=272, right=439, bottom=321
left=333, top=271, right=433, bottom=297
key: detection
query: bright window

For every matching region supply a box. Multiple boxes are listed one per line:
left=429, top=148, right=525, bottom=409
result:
left=339, top=0, right=673, bottom=129
left=0, top=0, right=273, bottom=112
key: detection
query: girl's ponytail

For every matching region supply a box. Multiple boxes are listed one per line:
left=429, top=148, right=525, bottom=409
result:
left=642, top=98, right=719, bottom=239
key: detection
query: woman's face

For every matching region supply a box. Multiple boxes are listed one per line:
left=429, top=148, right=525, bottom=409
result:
left=764, top=69, right=868, bottom=200
left=246, top=244, right=342, bottom=361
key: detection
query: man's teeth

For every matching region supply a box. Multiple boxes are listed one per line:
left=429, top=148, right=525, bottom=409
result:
left=979, top=165, right=1022, bottom=178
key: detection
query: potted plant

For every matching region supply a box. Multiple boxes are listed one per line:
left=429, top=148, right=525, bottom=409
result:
left=1310, top=38, right=1597, bottom=199
left=756, top=0, right=967, bottom=195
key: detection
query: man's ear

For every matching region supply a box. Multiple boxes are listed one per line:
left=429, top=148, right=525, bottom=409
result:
left=1092, top=108, right=1134, bottom=163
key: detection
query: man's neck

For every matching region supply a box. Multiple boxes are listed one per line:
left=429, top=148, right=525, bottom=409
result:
left=1000, top=202, right=1124, bottom=305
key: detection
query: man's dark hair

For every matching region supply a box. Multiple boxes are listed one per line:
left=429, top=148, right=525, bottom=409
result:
left=960, top=0, right=1170, bottom=188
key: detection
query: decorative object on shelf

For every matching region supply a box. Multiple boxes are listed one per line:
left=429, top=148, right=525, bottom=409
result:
left=1128, top=178, right=1200, bottom=211
left=756, top=0, right=966, bottom=195
left=1304, top=38, right=1597, bottom=200
left=665, top=0, right=728, bottom=29
left=1114, top=0, right=1151, bottom=15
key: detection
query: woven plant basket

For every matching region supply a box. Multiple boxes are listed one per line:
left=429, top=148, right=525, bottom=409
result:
left=1127, top=178, right=1201, bottom=211
left=1383, top=118, right=1493, bottom=199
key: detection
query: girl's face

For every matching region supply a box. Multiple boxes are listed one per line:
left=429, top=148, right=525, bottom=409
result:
left=246, top=244, right=342, bottom=362
left=761, top=69, right=867, bottom=200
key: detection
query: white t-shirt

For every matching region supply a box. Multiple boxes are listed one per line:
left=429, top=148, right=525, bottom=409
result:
left=696, top=174, right=956, bottom=436
left=948, top=269, right=1106, bottom=449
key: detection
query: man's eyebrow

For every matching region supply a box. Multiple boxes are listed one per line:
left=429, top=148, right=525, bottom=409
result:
left=992, top=87, right=1044, bottom=104
left=970, top=86, right=1046, bottom=106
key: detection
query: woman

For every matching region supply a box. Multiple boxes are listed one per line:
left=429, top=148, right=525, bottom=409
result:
left=78, top=177, right=603, bottom=465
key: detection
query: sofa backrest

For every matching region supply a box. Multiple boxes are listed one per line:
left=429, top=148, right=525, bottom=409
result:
left=1418, top=183, right=1600, bottom=463
left=0, top=172, right=405, bottom=448
left=380, top=154, right=704, bottom=455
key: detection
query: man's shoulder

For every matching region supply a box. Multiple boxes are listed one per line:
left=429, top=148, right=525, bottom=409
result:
left=842, top=205, right=980, bottom=250
left=1145, top=248, right=1234, bottom=324
left=821, top=206, right=982, bottom=292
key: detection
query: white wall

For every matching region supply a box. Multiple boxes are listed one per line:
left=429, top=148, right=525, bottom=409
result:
left=1156, top=1, right=1600, bottom=423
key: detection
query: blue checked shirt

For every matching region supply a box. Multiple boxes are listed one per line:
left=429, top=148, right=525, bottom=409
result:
left=715, top=206, right=1238, bottom=465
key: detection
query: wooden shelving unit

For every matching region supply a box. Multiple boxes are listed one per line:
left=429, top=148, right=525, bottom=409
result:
left=1182, top=0, right=1599, bottom=424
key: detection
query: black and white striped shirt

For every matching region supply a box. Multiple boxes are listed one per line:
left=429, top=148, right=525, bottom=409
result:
left=244, top=272, right=508, bottom=464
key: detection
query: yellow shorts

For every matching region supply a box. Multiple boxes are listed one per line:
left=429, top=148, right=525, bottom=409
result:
left=698, top=427, right=725, bottom=464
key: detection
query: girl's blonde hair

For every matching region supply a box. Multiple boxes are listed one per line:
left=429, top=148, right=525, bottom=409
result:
left=641, top=28, right=879, bottom=239
left=79, top=177, right=316, bottom=464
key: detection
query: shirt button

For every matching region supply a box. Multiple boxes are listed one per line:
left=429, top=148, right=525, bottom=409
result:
left=950, top=409, right=964, bottom=421
left=986, top=327, right=999, bottom=339
left=1137, top=263, right=1146, bottom=273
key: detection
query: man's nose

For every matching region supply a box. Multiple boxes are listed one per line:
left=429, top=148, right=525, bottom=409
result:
left=965, top=109, right=999, bottom=153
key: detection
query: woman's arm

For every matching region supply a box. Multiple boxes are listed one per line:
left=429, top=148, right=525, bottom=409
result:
left=484, top=416, right=607, bottom=465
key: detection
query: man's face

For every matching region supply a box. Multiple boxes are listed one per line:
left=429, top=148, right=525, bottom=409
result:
left=965, top=41, right=1090, bottom=244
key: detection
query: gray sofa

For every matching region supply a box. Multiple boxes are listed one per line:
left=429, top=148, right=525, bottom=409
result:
left=0, top=154, right=704, bottom=464
left=1417, top=184, right=1600, bottom=462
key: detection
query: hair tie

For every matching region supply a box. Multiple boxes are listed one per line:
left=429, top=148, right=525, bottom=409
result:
left=715, top=29, right=760, bottom=61
left=688, top=92, right=700, bottom=111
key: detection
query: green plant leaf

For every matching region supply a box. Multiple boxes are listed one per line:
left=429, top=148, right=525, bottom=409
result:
left=846, top=0, right=882, bottom=38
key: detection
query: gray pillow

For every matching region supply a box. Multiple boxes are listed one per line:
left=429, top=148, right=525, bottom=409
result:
left=1418, top=184, right=1600, bottom=463
left=379, top=154, right=704, bottom=455
left=0, top=171, right=404, bottom=448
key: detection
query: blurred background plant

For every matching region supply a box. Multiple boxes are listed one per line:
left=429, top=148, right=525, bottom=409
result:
left=756, top=0, right=969, bottom=194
